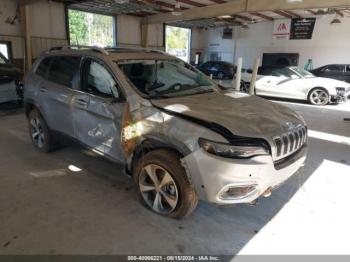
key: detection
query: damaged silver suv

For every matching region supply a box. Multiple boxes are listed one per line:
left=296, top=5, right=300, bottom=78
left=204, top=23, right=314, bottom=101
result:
left=24, top=46, right=307, bottom=218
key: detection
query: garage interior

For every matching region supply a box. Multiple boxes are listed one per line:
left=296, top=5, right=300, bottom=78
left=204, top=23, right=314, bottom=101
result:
left=1, top=0, right=350, bottom=257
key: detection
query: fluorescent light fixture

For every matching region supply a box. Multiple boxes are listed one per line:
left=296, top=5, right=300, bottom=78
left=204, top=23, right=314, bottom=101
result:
left=172, top=1, right=182, bottom=16
left=218, top=15, right=232, bottom=19
left=286, top=0, right=303, bottom=3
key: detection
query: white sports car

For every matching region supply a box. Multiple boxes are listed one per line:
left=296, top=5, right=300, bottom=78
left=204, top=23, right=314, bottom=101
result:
left=242, top=67, right=350, bottom=105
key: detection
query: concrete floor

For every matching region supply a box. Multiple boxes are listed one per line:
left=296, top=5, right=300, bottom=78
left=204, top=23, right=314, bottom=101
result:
left=0, top=99, right=349, bottom=255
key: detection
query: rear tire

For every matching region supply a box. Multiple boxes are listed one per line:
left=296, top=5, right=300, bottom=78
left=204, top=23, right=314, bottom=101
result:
left=133, top=149, right=198, bottom=219
left=308, top=88, right=329, bottom=105
left=28, top=109, right=55, bottom=153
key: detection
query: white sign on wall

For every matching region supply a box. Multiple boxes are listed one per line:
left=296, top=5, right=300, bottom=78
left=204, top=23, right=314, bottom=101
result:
left=273, top=19, right=291, bottom=40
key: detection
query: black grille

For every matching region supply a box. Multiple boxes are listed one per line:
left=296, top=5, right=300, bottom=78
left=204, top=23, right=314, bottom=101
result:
left=273, top=126, right=307, bottom=159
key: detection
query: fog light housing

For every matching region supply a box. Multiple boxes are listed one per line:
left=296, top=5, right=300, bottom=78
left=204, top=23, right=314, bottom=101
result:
left=218, top=184, right=258, bottom=200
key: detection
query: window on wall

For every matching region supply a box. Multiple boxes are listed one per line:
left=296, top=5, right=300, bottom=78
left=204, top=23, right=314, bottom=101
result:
left=0, top=42, right=11, bottom=60
left=68, top=9, right=116, bottom=47
left=165, top=26, right=191, bottom=63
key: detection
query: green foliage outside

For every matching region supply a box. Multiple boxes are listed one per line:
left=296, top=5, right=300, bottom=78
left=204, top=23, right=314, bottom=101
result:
left=68, top=9, right=114, bottom=47
left=165, top=26, right=189, bottom=50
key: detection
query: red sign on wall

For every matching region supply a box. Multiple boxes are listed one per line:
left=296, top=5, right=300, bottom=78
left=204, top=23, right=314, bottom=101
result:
left=273, top=19, right=291, bottom=40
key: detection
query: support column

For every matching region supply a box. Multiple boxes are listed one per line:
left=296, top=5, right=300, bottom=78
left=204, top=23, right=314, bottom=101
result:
left=249, top=58, right=260, bottom=95
left=141, top=24, right=148, bottom=48
left=20, top=4, right=32, bottom=71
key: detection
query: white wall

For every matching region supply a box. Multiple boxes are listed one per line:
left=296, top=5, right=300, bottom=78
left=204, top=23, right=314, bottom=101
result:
left=190, top=28, right=204, bottom=62
left=117, top=15, right=163, bottom=50
left=147, top=23, right=163, bottom=49
left=202, top=27, right=236, bottom=63
left=200, top=15, right=350, bottom=69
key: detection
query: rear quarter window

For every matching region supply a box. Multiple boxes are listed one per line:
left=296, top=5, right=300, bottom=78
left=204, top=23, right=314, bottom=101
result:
left=47, top=56, right=81, bottom=88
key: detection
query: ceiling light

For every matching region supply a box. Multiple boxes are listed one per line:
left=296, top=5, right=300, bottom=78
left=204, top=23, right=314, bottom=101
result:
left=172, top=11, right=182, bottom=16
left=171, top=1, right=182, bottom=16
left=218, top=15, right=232, bottom=19
left=286, top=0, right=303, bottom=3
left=114, top=0, right=129, bottom=3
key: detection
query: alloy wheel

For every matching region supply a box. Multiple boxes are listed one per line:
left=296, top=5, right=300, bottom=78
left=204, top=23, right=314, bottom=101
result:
left=139, top=164, right=179, bottom=215
left=310, top=89, right=329, bottom=105
left=30, top=117, right=45, bottom=148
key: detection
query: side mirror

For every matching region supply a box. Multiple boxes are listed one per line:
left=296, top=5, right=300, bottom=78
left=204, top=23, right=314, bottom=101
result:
left=291, top=74, right=299, bottom=79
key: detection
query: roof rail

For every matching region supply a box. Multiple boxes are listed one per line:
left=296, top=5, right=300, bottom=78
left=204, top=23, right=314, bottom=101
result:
left=104, top=46, right=166, bottom=54
left=49, top=45, right=109, bottom=55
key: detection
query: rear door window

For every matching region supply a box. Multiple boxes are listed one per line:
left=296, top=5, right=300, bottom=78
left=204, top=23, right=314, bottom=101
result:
left=36, top=57, right=52, bottom=78
left=47, top=56, right=81, bottom=88
left=324, top=65, right=344, bottom=73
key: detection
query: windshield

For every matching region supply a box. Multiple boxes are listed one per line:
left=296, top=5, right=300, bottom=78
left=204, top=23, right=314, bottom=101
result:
left=290, top=67, right=315, bottom=78
left=271, top=68, right=295, bottom=77
left=118, top=59, right=217, bottom=99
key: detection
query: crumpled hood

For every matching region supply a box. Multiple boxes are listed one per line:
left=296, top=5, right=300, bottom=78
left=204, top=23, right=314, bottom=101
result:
left=151, top=92, right=305, bottom=139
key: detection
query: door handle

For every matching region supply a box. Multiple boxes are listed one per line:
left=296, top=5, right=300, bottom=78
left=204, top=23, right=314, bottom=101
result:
left=40, top=87, right=47, bottom=93
left=75, top=98, right=88, bottom=107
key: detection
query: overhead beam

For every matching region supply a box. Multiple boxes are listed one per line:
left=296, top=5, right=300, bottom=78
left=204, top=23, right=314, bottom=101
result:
left=250, top=11, right=273, bottom=21
left=234, top=14, right=251, bottom=21
left=178, top=0, right=206, bottom=8
left=143, top=0, right=246, bottom=24
left=144, top=0, right=187, bottom=10
left=335, top=10, right=344, bottom=17
left=273, top=10, right=294, bottom=19
left=283, top=10, right=302, bottom=18
left=306, top=9, right=317, bottom=15
left=246, top=0, right=350, bottom=12
left=142, top=0, right=350, bottom=24
left=209, top=0, right=226, bottom=3
left=20, top=0, right=45, bottom=5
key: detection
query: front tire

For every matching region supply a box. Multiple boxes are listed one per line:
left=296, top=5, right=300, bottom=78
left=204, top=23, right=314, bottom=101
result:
left=308, top=88, right=329, bottom=105
left=134, top=149, right=198, bottom=219
left=28, top=109, right=54, bottom=153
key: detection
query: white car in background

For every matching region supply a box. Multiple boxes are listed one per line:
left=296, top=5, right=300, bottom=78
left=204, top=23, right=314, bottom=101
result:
left=242, top=66, right=350, bottom=105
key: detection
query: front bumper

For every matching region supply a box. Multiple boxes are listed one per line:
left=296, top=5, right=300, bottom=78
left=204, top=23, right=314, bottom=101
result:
left=331, top=91, right=350, bottom=103
left=183, top=146, right=307, bottom=205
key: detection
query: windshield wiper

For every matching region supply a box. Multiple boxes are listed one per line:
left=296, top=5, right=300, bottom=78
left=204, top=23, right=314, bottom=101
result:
left=148, top=94, right=172, bottom=99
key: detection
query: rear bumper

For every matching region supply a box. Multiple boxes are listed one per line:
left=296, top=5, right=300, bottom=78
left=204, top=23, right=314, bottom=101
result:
left=183, top=146, right=307, bottom=205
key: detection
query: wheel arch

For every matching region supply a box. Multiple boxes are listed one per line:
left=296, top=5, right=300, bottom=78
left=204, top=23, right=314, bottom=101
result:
left=307, top=86, right=329, bottom=97
left=24, top=99, right=40, bottom=118
left=126, top=135, right=191, bottom=177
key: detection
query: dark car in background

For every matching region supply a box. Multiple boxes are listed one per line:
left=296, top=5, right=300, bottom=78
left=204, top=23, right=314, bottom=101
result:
left=197, top=61, right=236, bottom=80
left=311, top=64, right=350, bottom=83
left=0, top=52, right=23, bottom=104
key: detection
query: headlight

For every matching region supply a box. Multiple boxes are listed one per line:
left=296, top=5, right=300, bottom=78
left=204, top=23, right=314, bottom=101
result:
left=198, top=138, right=270, bottom=158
